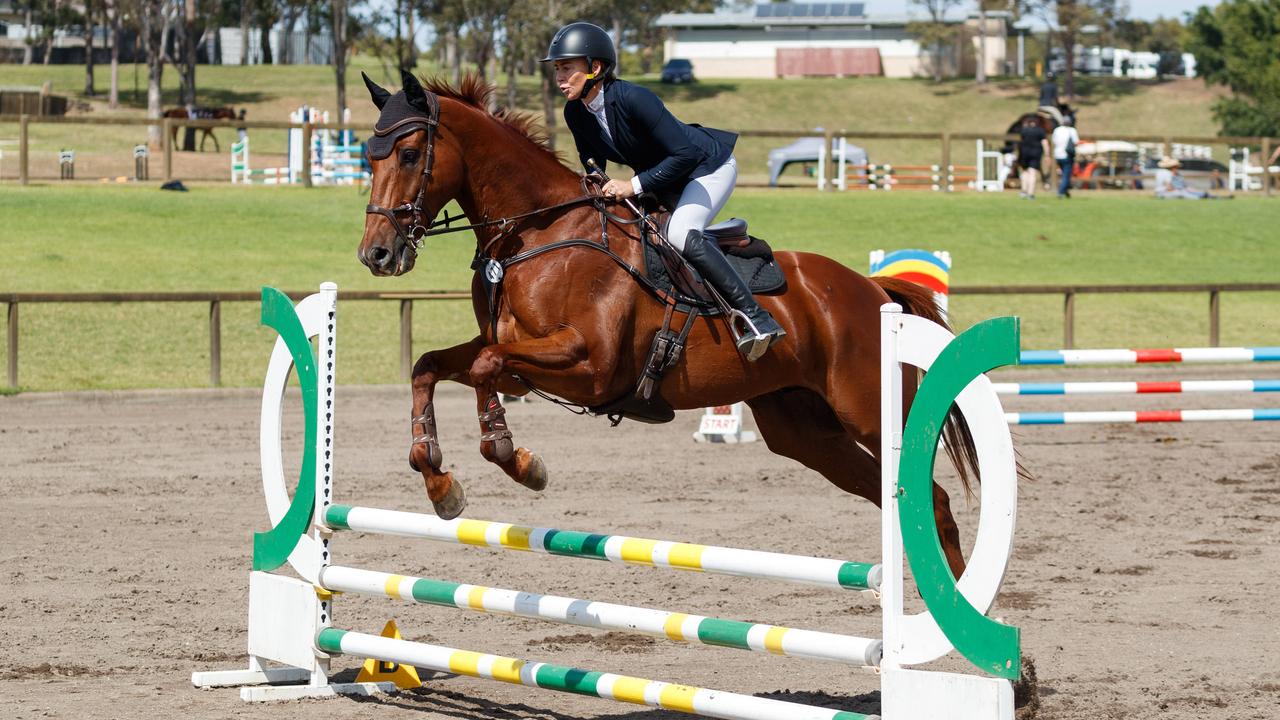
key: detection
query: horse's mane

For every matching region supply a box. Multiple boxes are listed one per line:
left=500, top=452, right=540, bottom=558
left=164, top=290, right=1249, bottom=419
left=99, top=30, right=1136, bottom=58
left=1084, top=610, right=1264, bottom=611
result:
left=422, top=74, right=560, bottom=163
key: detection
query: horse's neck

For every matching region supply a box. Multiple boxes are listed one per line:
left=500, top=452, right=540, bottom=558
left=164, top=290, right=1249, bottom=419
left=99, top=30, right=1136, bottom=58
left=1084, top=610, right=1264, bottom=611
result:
left=453, top=120, right=637, bottom=256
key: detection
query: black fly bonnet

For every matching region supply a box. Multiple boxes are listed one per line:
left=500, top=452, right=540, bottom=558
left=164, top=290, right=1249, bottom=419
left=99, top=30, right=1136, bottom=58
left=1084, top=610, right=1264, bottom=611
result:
left=364, top=71, right=442, bottom=248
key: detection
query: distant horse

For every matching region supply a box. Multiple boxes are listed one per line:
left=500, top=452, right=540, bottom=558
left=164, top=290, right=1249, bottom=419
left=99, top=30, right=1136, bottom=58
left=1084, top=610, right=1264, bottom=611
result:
left=357, top=71, right=987, bottom=579
left=163, top=107, right=241, bottom=152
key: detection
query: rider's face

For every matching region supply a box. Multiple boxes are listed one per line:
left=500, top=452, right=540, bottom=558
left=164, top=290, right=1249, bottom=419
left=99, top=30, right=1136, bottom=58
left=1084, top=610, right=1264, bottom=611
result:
left=554, top=58, right=599, bottom=101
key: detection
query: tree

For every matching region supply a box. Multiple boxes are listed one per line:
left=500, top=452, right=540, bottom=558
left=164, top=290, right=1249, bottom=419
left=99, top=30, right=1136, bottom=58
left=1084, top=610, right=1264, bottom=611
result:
left=21, top=0, right=34, bottom=64
left=908, top=0, right=963, bottom=82
left=84, top=0, right=96, bottom=96
left=173, top=0, right=200, bottom=108
left=103, top=0, right=123, bottom=108
left=1186, top=0, right=1280, bottom=137
left=358, top=0, right=427, bottom=79
left=976, top=0, right=987, bottom=83
left=138, top=0, right=170, bottom=146
left=1024, top=0, right=1123, bottom=97
left=331, top=0, right=351, bottom=114
left=239, top=0, right=251, bottom=64
left=1113, top=18, right=1152, bottom=49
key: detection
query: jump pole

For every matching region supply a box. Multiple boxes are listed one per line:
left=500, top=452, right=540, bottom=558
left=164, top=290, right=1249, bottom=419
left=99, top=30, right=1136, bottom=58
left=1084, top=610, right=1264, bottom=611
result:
left=1003, top=347, right=1279, bottom=425
left=193, top=284, right=1024, bottom=720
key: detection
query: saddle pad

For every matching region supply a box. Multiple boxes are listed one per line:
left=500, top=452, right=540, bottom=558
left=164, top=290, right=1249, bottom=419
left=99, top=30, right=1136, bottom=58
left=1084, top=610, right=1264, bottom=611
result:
left=642, top=239, right=787, bottom=316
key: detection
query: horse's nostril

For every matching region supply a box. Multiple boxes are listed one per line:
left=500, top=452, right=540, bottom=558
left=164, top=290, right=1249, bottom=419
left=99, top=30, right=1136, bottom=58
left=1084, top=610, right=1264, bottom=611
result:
left=369, top=246, right=392, bottom=266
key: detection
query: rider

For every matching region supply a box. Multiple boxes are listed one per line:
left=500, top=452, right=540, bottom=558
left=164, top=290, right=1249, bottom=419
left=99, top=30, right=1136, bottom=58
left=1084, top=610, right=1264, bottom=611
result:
left=1037, top=72, right=1065, bottom=125
left=540, top=21, right=785, bottom=362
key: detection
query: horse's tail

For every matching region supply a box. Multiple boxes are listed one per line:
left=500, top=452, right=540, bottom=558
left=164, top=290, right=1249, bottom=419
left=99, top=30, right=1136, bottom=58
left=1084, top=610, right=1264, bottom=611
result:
left=872, top=276, right=983, bottom=499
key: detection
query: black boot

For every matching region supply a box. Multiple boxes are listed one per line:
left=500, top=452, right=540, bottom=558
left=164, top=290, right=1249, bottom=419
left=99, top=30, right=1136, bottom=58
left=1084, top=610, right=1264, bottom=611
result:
left=683, top=230, right=786, bottom=361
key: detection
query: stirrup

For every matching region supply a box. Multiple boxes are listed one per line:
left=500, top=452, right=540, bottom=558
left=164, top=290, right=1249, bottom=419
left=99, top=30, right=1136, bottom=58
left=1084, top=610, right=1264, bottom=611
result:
left=727, top=311, right=773, bottom=362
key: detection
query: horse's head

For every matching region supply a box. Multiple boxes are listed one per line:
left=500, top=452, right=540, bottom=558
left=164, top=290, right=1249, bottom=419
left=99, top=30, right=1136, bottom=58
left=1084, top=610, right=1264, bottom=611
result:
left=359, top=71, right=464, bottom=276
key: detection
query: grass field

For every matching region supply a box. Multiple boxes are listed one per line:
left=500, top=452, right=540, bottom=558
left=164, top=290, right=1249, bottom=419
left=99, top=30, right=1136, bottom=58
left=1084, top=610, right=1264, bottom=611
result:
left=0, top=59, right=1232, bottom=183
left=1, top=183, right=1277, bottom=392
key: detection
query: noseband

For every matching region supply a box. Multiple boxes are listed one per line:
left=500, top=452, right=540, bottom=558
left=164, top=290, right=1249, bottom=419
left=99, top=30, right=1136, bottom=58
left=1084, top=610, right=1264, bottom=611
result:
left=365, top=91, right=442, bottom=252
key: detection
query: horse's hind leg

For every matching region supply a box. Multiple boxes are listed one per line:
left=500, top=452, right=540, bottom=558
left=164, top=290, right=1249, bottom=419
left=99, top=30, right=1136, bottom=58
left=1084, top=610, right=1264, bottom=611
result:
left=746, top=387, right=968, bottom=579
left=746, top=388, right=881, bottom=505
left=473, top=391, right=547, bottom=492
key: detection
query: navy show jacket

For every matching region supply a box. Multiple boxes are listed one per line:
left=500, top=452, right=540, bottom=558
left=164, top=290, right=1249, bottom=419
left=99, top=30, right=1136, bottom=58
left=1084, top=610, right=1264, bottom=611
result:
left=564, top=79, right=737, bottom=208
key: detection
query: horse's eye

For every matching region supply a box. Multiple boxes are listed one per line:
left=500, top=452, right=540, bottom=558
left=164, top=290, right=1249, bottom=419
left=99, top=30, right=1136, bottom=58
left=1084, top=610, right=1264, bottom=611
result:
left=400, top=149, right=419, bottom=166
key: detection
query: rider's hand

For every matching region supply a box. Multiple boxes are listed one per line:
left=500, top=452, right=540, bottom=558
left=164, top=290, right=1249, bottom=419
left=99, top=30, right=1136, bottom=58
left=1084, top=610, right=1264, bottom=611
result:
left=601, top=179, right=635, bottom=201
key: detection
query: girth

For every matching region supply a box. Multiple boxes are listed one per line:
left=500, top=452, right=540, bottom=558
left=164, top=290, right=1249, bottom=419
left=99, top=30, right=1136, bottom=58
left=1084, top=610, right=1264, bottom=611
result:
left=472, top=198, right=712, bottom=426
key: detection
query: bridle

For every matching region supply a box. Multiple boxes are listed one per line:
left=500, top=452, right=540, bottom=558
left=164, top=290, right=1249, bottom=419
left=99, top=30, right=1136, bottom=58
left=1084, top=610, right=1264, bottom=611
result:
left=364, top=91, right=441, bottom=250
left=360, top=89, right=667, bottom=276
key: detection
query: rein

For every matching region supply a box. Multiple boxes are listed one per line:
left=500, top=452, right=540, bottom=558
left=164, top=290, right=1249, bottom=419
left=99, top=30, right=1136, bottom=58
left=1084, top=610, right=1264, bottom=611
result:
left=364, top=93, right=697, bottom=419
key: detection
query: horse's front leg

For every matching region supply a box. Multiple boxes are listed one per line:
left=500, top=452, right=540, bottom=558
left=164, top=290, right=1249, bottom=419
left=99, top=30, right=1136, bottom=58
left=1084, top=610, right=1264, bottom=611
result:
left=410, top=338, right=487, bottom=519
left=469, top=329, right=591, bottom=495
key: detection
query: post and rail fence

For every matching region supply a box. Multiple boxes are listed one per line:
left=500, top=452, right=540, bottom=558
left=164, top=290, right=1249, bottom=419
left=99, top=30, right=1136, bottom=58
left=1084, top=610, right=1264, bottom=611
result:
left=4, top=283, right=1278, bottom=390
left=1, top=114, right=1276, bottom=195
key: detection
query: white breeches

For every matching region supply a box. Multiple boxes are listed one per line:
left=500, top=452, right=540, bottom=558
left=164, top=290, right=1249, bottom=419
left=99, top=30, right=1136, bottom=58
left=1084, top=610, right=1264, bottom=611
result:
left=664, top=155, right=738, bottom=253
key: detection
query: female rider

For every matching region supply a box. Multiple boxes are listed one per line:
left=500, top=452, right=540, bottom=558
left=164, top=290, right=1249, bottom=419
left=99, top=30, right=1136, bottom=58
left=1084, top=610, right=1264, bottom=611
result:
left=541, top=21, right=785, bottom=362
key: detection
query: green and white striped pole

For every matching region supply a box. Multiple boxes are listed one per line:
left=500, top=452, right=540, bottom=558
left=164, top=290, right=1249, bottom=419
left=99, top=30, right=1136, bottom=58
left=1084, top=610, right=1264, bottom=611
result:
left=319, top=565, right=882, bottom=666
left=318, top=629, right=875, bottom=720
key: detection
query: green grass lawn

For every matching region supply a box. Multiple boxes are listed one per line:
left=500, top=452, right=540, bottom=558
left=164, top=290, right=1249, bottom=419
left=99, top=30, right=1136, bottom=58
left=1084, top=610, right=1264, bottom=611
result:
left=0, top=59, right=1232, bottom=182
left=1, top=184, right=1277, bottom=392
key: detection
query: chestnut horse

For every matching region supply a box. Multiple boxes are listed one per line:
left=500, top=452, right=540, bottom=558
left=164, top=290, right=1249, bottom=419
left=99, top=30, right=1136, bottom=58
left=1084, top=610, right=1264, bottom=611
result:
left=357, top=72, right=982, bottom=577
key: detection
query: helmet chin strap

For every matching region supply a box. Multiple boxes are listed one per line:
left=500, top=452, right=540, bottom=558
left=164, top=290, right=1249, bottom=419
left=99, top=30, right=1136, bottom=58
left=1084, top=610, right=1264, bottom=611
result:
left=580, top=59, right=602, bottom=98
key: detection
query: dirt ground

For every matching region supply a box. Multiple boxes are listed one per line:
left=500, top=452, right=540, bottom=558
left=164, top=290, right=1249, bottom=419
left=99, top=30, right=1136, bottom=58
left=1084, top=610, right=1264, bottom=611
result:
left=2, top=364, right=1278, bottom=720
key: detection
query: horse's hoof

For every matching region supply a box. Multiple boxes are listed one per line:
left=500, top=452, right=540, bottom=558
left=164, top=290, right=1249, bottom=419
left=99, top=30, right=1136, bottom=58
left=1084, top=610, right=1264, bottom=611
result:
left=520, top=451, right=548, bottom=492
left=432, top=480, right=467, bottom=520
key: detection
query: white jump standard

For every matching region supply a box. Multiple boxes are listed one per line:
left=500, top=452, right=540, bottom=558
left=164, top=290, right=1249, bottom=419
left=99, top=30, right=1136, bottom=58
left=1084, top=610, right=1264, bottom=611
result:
left=193, top=284, right=1025, bottom=719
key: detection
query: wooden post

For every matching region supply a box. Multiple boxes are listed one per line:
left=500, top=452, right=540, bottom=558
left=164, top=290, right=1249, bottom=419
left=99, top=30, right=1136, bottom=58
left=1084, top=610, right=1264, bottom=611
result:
left=1263, top=137, right=1274, bottom=197
left=209, top=300, right=222, bottom=387
left=1162, top=136, right=1172, bottom=161
left=301, top=122, right=314, bottom=188
left=6, top=301, right=16, bottom=389
left=400, top=299, right=413, bottom=381
left=1063, top=291, right=1075, bottom=349
left=940, top=133, right=952, bottom=192
left=19, top=115, right=30, bottom=186
left=163, top=118, right=173, bottom=180
left=1209, top=290, right=1220, bottom=347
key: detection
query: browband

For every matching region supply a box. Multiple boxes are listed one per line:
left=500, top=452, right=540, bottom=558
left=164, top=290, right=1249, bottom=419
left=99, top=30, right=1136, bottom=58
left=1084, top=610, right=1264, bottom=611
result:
left=373, top=115, right=438, bottom=137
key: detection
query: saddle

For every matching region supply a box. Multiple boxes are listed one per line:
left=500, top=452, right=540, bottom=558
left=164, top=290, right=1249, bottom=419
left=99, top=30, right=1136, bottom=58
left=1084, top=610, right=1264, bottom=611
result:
left=589, top=213, right=788, bottom=426
left=642, top=217, right=787, bottom=314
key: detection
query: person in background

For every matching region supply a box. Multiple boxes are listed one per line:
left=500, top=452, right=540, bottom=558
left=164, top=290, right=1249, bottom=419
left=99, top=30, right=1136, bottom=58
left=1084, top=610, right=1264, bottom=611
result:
left=1154, top=157, right=1229, bottom=199
left=1051, top=116, right=1080, bottom=198
left=1129, top=160, right=1145, bottom=190
left=236, top=109, right=248, bottom=143
left=1039, top=72, right=1058, bottom=107
left=1038, top=72, right=1064, bottom=124
left=1017, top=117, right=1049, bottom=199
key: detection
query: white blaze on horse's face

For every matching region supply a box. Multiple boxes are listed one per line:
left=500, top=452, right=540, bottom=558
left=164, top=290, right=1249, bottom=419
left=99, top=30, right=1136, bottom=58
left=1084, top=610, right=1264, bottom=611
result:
left=360, top=130, right=431, bottom=276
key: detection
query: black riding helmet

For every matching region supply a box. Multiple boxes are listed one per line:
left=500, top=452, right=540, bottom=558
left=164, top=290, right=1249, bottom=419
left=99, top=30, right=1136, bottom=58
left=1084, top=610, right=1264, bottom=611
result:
left=540, top=22, right=617, bottom=95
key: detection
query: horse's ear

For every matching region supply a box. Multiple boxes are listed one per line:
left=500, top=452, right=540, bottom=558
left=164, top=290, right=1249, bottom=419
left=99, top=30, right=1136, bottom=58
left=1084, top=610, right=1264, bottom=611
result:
left=401, top=69, right=428, bottom=111
left=362, top=72, right=392, bottom=110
